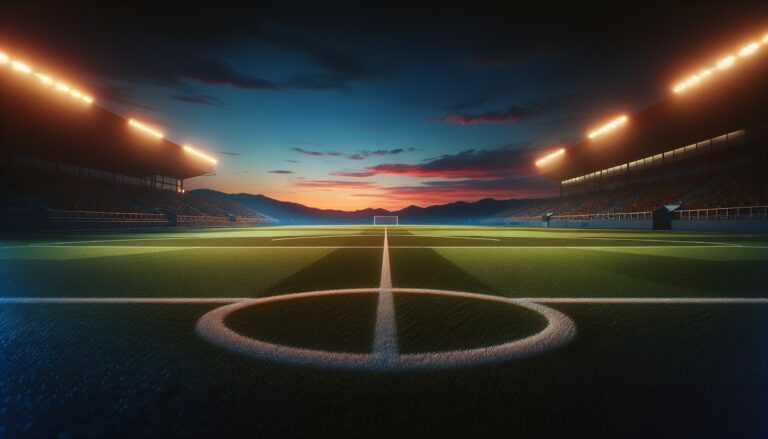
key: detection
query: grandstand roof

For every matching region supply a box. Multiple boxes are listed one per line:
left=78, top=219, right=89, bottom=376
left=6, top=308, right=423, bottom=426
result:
left=0, top=69, right=214, bottom=179
left=543, top=47, right=768, bottom=181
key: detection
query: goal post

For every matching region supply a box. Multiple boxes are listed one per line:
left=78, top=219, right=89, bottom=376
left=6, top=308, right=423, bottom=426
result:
left=373, top=216, right=399, bottom=226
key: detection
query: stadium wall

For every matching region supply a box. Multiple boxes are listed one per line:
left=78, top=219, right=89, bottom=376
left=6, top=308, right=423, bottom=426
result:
left=671, top=220, right=768, bottom=233
left=548, top=220, right=653, bottom=230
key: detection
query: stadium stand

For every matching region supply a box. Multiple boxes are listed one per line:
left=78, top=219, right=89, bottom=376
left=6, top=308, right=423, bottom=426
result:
left=521, top=34, right=768, bottom=229
left=0, top=55, right=275, bottom=231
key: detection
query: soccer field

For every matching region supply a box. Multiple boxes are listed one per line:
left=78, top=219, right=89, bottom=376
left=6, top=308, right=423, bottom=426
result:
left=2, top=226, right=768, bottom=436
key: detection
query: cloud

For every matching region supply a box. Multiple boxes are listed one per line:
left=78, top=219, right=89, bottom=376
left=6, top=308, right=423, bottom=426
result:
left=1, top=7, right=388, bottom=95
left=381, top=176, right=557, bottom=200
left=285, top=159, right=299, bottom=163
left=438, top=94, right=582, bottom=126
left=217, top=151, right=241, bottom=156
left=268, top=170, right=293, bottom=174
left=330, top=170, right=378, bottom=178
left=294, top=180, right=378, bottom=190
left=292, top=147, right=410, bottom=161
left=291, top=147, right=325, bottom=156
left=340, top=143, right=539, bottom=179
left=171, top=94, right=225, bottom=107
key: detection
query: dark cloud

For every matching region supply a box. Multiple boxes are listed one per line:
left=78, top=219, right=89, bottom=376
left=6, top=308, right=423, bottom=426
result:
left=171, top=94, right=225, bottom=107
left=438, top=94, right=583, bottom=126
left=0, top=5, right=388, bottom=95
left=285, top=159, right=299, bottom=163
left=292, top=147, right=409, bottom=161
left=217, top=151, right=241, bottom=156
left=383, top=176, right=557, bottom=198
left=344, top=142, right=540, bottom=179
left=291, top=147, right=325, bottom=156
left=94, top=84, right=156, bottom=111
left=268, top=170, right=293, bottom=174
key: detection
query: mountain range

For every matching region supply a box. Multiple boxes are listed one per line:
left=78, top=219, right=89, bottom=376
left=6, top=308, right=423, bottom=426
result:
left=191, top=189, right=533, bottom=224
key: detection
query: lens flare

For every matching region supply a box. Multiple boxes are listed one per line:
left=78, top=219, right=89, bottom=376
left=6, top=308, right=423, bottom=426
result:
left=183, top=145, right=218, bottom=164
left=535, top=148, right=565, bottom=167
left=12, top=60, right=32, bottom=73
left=128, top=119, right=164, bottom=139
left=739, top=42, right=759, bottom=57
left=588, top=115, right=628, bottom=139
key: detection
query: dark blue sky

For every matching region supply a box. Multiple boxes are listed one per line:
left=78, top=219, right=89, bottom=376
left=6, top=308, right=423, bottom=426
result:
left=2, top=3, right=767, bottom=209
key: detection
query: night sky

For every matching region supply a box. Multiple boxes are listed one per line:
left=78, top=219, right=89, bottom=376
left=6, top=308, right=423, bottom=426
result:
left=2, top=3, right=767, bottom=209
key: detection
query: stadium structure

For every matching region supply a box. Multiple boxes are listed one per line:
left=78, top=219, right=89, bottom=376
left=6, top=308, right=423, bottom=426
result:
left=505, top=33, right=768, bottom=232
left=0, top=50, right=275, bottom=230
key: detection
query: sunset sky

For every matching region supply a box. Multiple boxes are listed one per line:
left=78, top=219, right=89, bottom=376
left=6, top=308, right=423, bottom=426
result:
left=2, top=3, right=767, bottom=210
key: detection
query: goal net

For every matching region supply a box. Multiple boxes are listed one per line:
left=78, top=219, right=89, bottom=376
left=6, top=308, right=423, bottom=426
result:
left=373, top=216, right=399, bottom=226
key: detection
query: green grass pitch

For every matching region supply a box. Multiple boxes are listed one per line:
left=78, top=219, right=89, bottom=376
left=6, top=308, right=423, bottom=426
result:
left=1, top=225, right=768, bottom=436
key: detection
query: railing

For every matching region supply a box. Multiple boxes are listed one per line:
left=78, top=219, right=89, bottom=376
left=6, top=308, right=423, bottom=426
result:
left=504, top=216, right=541, bottom=222
left=177, top=215, right=232, bottom=224
left=0, top=207, right=166, bottom=221
left=551, top=211, right=652, bottom=221
left=1, top=208, right=274, bottom=225
left=674, top=205, right=768, bottom=221
left=47, top=209, right=166, bottom=221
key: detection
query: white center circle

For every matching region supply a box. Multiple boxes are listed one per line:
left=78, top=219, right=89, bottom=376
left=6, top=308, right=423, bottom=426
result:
left=196, top=288, right=576, bottom=371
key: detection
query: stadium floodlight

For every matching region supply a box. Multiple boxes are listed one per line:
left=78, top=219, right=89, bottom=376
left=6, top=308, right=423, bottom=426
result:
left=588, top=115, right=628, bottom=139
left=374, top=216, right=398, bottom=226
left=535, top=148, right=565, bottom=167
left=716, top=55, right=736, bottom=70
left=128, top=119, right=164, bottom=139
left=35, top=73, right=54, bottom=85
left=0, top=51, right=94, bottom=104
left=673, top=32, right=768, bottom=94
left=739, top=42, right=760, bottom=57
left=12, top=60, right=32, bottom=74
left=183, top=145, right=218, bottom=164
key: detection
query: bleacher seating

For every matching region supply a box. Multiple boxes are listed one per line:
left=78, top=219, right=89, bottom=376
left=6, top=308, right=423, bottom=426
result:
left=500, top=169, right=768, bottom=218
left=0, top=167, right=269, bottom=222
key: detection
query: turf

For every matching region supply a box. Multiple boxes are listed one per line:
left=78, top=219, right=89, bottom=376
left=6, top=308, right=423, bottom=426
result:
left=1, top=224, right=768, bottom=436
left=394, top=292, right=547, bottom=353
left=225, top=293, right=378, bottom=353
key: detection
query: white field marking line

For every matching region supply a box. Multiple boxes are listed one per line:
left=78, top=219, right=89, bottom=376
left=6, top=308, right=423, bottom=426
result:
left=578, top=236, right=742, bottom=246
left=372, top=227, right=399, bottom=361
left=271, top=234, right=377, bottom=241
left=3, top=295, right=767, bottom=306
left=195, top=288, right=576, bottom=371
left=530, top=297, right=768, bottom=304
left=18, top=245, right=384, bottom=249
left=0, top=297, right=248, bottom=304
left=3, top=245, right=759, bottom=250
left=271, top=234, right=499, bottom=242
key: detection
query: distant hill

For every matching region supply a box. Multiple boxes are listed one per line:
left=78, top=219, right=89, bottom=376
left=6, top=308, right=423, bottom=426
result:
left=190, top=189, right=531, bottom=225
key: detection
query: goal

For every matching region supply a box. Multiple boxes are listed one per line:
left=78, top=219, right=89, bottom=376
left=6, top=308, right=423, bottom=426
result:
left=373, top=216, right=399, bottom=226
